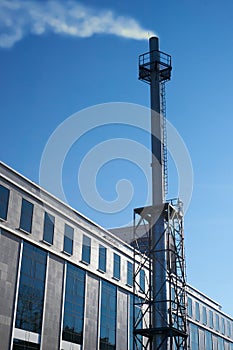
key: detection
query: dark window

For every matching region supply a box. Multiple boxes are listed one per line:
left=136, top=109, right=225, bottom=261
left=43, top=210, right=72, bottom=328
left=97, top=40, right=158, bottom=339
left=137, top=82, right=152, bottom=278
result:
left=195, top=301, right=200, bottom=321
left=0, top=184, right=9, bottom=220
left=203, top=306, right=207, bottom=325
left=13, top=339, right=40, bottom=350
left=209, top=310, right=214, bottom=328
left=139, top=269, right=145, bottom=293
left=62, top=263, right=85, bottom=345
left=221, top=317, right=225, bottom=335
left=43, top=212, right=55, bottom=244
left=227, top=320, right=231, bottom=337
left=63, top=224, right=74, bottom=255
left=100, top=280, right=116, bottom=350
left=15, top=242, right=47, bottom=333
left=187, top=297, right=192, bottom=317
left=113, top=253, right=120, bottom=280
left=98, top=245, right=106, bottom=272
left=81, top=235, right=91, bottom=264
left=216, top=314, right=220, bottom=331
left=127, top=261, right=133, bottom=287
left=19, top=199, right=33, bottom=233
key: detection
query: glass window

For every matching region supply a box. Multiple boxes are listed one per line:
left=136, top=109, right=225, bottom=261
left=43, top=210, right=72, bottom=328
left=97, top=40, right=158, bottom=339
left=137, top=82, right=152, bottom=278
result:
left=127, top=261, right=133, bottom=287
left=227, top=320, right=231, bottom=337
left=203, top=306, right=207, bottom=325
left=43, top=212, right=55, bottom=244
left=187, top=297, right=193, bottom=317
left=62, top=263, right=85, bottom=345
left=216, top=314, right=220, bottom=332
left=221, top=317, right=225, bottom=335
left=15, top=242, right=47, bottom=333
left=98, top=245, right=106, bottom=272
left=205, top=330, right=213, bottom=350
left=63, top=224, right=74, bottom=255
left=13, top=339, right=40, bottom=350
left=113, top=253, right=120, bottom=280
left=81, top=235, right=91, bottom=264
left=19, top=198, right=33, bottom=233
left=139, top=269, right=145, bottom=293
left=195, top=301, right=200, bottom=321
left=100, top=280, right=117, bottom=350
left=190, top=323, right=199, bottom=350
left=0, top=184, right=9, bottom=220
left=209, top=310, right=214, bottom=328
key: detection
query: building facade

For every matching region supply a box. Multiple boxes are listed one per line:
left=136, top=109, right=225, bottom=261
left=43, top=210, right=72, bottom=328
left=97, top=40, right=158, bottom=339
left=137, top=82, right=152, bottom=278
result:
left=0, top=161, right=232, bottom=350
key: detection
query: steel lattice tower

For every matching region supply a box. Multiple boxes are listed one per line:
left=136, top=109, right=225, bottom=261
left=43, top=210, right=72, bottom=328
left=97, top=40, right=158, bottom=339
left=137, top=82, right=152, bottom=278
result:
left=133, top=37, right=188, bottom=350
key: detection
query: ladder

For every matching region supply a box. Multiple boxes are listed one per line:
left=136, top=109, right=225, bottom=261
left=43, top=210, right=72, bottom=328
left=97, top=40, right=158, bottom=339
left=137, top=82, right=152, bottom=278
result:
left=160, top=81, right=168, bottom=197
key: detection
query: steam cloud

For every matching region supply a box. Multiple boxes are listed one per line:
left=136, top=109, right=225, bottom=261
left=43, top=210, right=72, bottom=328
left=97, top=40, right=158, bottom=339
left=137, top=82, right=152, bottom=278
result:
left=0, top=0, right=155, bottom=48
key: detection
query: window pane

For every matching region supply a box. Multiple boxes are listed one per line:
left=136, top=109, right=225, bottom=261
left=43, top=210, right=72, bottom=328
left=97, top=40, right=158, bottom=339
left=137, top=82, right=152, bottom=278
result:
left=20, top=199, right=33, bottom=233
left=139, top=270, right=145, bottom=293
left=43, top=212, right=55, bottom=244
left=113, top=253, right=120, bottom=280
left=0, top=184, right=9, bottom=220
left=15, top=242, right=47, bottom=333
left=190, top=323, right=199, bottom=350
left=99, top=245, right=106, bottom=272
left=64, top=224, right=74, bottom=255
left=82, top=235, right=91, bottom=264
left=13, top=339, right=40, bottom=350
left=127, top=261, right=133, bottom=287
left=62, top=263, right=85, bottom=345
left=205, top=330, right=213, bottom=350
left=221, top=317, right=225, bottom=335
left=209, top=310, right=214, bottom=328
left=187, top=297, right=192, bottom=317
left=100, top=281, right=116, bottom=350
left=195, top=301, right=200, bottom=321
left=216, top=314, right=220, bottom=331
left=203, top=306, right=207, bottom=325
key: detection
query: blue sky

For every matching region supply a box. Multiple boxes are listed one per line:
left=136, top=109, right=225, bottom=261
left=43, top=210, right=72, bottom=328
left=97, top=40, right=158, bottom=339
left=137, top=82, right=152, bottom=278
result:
left=1, top=0, right=233, bottom=315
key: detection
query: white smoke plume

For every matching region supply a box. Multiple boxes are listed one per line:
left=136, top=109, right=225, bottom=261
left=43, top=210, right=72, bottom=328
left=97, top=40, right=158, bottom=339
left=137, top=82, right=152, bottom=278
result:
left=0, top=0, right=155, bottom=48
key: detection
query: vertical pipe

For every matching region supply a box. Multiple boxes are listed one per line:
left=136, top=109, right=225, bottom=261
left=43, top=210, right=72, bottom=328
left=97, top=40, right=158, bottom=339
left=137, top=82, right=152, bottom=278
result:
left=149, top=37, right=167, bottom=350
left=150, top=36, right=164, bottom=206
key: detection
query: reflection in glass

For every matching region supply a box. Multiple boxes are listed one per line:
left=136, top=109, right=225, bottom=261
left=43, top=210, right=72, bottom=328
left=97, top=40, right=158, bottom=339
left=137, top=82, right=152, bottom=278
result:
left=113, top=253, right=120, bottom=280
left=127, top=261, right=133, bottom=287
left=43, top=212, right=55, bottom=244
left=0, top=184, right=9, bottom=220
left=62, top=263, right=85, bottom=345
left=64, top=224, right=74, bottom=255
left=99, top=245, right=107, bottom=272
left=19, top=199, right=34, bottom=233
left=13, top=339, right=40, bottom=350
left=100, top=280, right=116, bottom=350
left=15, top=242, right=47, bottom=333
left=81, top=235, right=91, bottom=264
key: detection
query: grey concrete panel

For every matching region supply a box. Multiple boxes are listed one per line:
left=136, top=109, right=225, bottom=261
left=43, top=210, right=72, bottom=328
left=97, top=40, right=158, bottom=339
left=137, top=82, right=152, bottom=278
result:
left=83, top=273, right=100, bottom=350
left=41, top=254, right=64, bottom=350
left=116, top=289, right=128, bottom=350
left=0, top=229, right=20, bottom=350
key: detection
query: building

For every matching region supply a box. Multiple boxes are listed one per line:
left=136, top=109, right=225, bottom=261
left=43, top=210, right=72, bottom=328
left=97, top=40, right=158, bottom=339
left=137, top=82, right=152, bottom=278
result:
left=0, top=161, right=233, bottom=350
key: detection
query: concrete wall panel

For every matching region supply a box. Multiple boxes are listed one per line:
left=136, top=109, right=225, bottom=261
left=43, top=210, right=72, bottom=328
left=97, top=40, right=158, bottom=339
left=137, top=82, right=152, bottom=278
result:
left=83, top=273, right=100, bottom=350
left=117, top=289, right=128, bottom=350
left=41, top=254, right=64, bottom=350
